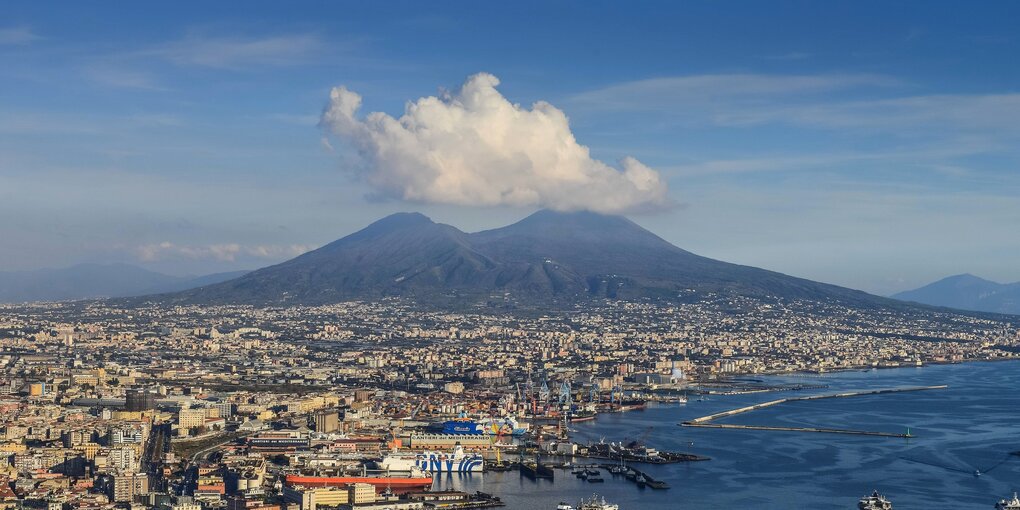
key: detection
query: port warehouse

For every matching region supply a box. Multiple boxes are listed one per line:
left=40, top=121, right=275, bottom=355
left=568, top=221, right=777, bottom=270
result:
left=284, top=484, right=485, bottom=510
left=247, top=433, right=492, bottom=453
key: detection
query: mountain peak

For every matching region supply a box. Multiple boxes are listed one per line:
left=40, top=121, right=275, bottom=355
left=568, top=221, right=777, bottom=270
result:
left=940, top=273, right=996, bottom=285
left=365, top=212, right=435, bottom=230
left=893, top=273, right=1020, bottom=315
left=516, top=208, right=633, bottom=228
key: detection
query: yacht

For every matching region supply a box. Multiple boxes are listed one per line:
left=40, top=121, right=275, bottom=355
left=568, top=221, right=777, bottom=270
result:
left=996, top=493, right=1020, bottom=510
left=858, top=490, right=893, bottom=510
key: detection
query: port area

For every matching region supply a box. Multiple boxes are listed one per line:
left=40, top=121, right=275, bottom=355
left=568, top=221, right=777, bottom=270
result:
left=680, top=385, right=948, bottom=437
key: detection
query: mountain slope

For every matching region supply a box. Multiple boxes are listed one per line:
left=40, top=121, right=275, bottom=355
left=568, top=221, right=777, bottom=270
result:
left=176, top=213, right=499, bottom=304
left=0, top=264, right=249, bottom=303
left=471, top=210, right=891, bottom=305
left=893, top=274, right=1020, bottom=315
left=161, top=210, right=908, bottom=310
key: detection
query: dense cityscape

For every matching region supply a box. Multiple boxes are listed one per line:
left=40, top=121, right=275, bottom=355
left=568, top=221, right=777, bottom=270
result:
left=2, top=298, right=1018, bottom=509
left=5, top=2, right=1020, bottom=508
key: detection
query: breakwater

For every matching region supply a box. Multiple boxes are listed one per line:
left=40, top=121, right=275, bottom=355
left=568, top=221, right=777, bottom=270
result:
left=680, top=385, right=947, bottom=437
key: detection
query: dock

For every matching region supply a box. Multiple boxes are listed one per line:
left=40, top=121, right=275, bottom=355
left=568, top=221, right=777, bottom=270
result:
left=680, top=385, right=947, bottom=437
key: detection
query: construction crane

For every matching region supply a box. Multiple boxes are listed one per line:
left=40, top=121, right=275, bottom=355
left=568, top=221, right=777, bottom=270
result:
left=559, top=381, right=571, bottom=405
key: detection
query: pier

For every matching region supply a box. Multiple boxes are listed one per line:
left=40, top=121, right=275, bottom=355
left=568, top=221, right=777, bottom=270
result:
left=680, top=385, right=947, bottom=437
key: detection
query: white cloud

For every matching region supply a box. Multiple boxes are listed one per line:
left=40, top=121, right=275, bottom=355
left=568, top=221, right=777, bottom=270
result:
left=0, top=26, right=41, bottom=45
left=320, top=73, right=672, bottom=214
left=136, top=242, right=313, bottom=262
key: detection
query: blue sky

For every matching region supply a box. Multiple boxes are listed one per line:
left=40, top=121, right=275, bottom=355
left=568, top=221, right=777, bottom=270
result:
left=1, top=1, right=1018, bottom=295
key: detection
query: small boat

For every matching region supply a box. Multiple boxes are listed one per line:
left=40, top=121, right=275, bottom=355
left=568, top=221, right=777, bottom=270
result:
left=587, top=474, right=605, bottom=483
left=556, top=504, right=576, bottom=510
left=577, top=494, right=619, bottom=510
left=858, top=490, right=893, bottom=510
left=635, top=473, right=647, bottom=487
left=997, top=493, right=1020, bottom=510
left=486, top=461, right=513, bottom=472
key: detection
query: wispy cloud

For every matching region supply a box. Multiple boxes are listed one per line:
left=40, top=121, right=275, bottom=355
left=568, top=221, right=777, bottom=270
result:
left=0, top=112, right=183, bottom=136
left=267, top=113, right=320, bottom=126
left=570, top=73, right=899, bottom=112
left=80, top=63, right=165, bottom=90
left=664, top=140, right=1003, bottom=177
left=714, top=93, right=1020, bottom=133
left=762, top=52, right=813, bottom=61
left=570, top=73, right=1020, bottom=145
left=0, top=26, right=41, bottom=45
left=136, top=242, right=314, bottom=262
left=145, top=32, right=324, bottom=69
left=79, top=30, right=331, bottom=90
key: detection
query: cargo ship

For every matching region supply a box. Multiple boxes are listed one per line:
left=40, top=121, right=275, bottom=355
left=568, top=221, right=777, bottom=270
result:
left=376, top=444, right=484, bottom=473
left=617, top=398, right=648, bottom=412
left=284, top=469, right=434, bottom=493
left=568, top=410, right=597, bottom=423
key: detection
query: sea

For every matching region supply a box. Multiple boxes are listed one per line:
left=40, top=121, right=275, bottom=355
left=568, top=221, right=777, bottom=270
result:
left=432, top=360, right=1020, bottom=509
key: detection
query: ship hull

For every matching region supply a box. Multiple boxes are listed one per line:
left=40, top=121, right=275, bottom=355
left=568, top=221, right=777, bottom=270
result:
left=379, top=452, right=484, bottom=473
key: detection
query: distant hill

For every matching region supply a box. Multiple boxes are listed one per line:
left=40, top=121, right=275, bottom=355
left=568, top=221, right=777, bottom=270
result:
left=893, top=274, right=1020, bottom=315
left=157, top=209, right=909, bottom=310
left=0, top=264, right=249, bottom=303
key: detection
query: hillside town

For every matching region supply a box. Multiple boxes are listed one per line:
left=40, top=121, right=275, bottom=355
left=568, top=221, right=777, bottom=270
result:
left=1, top=298, right=1018, bottom=510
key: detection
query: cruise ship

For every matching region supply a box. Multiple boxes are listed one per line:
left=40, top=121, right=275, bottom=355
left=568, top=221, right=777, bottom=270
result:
left=858, top=490, right=893, bottom=510
left=433, top=416, right=528, bottom=436
left=376, top=444, right=484, bottom=473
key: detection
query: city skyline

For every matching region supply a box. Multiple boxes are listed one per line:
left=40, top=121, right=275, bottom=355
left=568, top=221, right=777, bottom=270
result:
left=4, top=1, right=1020, bottom=296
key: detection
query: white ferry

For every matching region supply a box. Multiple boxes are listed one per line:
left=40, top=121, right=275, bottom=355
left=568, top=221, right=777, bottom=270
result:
left=377, top=444, right=484, bottom=474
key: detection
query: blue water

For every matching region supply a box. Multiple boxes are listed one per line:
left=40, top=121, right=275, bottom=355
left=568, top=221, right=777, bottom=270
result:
left=433, top=361, right=1020, bottom=509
